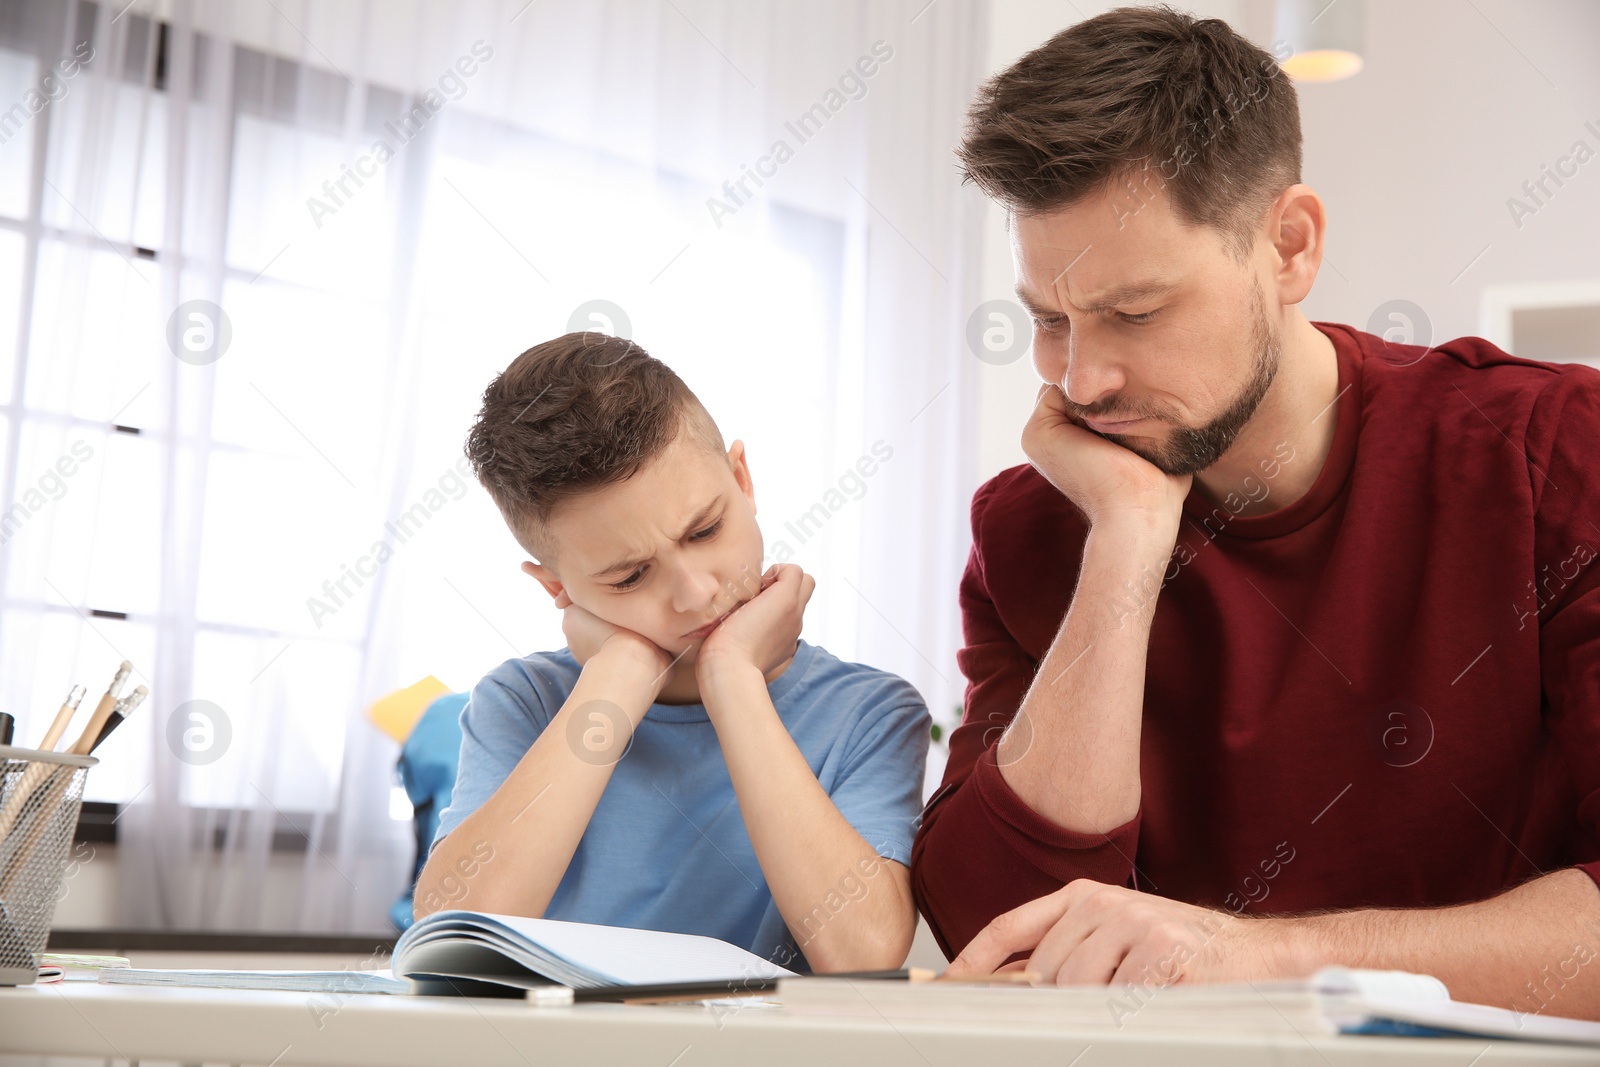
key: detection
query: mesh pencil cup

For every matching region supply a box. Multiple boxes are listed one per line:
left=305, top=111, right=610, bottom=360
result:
left=0, top=745, right=97, bottom=985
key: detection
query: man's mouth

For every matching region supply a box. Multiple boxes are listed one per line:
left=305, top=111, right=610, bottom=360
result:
left=1083, top=414, right=1150, bottom=434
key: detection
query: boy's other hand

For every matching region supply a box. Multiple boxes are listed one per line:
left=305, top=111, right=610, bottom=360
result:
left=697, top=563, right=813, bottom=680
left=555, top=590, right=671, bottom=677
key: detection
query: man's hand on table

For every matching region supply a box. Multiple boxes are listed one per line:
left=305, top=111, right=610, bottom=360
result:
left=944, top=878, right=1304, bottom=988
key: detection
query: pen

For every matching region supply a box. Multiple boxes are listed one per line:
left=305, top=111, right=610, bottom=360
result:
left=0, top=712, right=13, bottom=746
left=90, top=686, right=149, bottom=753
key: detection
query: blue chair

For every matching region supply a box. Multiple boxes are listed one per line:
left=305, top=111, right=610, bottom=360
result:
left=388, top=692, right=467, bottom=931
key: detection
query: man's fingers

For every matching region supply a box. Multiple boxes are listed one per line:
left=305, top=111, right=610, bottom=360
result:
left=1051, top=925, right=1134, bottom=987
left=945, top=887, right=1078, bottom=977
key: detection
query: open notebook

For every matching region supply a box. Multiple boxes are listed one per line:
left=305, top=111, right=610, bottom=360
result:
left=101, top=910, right=794, bottom=997
left=781, top=966, right=1600, bottom=1046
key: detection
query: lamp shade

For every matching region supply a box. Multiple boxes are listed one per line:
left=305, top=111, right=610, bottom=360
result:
left=1275, top=0, right=1366, bottom=82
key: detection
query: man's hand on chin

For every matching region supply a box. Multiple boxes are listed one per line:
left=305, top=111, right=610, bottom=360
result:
left=944, top=879, right=1305, bottom=988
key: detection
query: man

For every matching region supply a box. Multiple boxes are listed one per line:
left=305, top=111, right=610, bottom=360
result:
left=911, top=6, right=1600, bottom=1017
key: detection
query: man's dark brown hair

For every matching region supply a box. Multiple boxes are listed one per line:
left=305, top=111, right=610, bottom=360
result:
left=957, top=4, right=1301, bottom=259
left=465, top=332, right=725, bottom=562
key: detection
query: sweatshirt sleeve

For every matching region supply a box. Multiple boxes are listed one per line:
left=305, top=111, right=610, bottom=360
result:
left=910, top=476, right=1141, bottom=960
left=1526, top=368, right=1600, bottom=894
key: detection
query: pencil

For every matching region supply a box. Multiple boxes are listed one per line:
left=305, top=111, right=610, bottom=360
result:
left=67, top=661, right=133, bottom=756
left=917, top=969, right=1043, bottom=985
left=0, top=685, right=89, bottom=845
left=37, top=685, right=87, bottom=752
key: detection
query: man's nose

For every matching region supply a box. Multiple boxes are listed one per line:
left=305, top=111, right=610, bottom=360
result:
left=1059, top=335, right=1128, bottom=410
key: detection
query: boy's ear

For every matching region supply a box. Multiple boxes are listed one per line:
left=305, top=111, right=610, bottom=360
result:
left=521, top=560, right=565, bottom=602
left=728, top=439, right=756, bottom=514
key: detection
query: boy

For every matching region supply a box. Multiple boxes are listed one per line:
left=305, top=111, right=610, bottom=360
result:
left=415, top=332, right=930, bottom=973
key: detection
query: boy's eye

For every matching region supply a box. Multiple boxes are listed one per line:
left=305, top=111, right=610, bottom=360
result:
left=1118, top=309, right=1160, bottom=325
left=689, top=519, right=723, bottom=542
left=608, top=521, right=722, bottom=590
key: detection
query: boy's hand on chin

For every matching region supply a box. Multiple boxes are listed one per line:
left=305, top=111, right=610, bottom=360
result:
left=555, top=590, right=671, bottom=676
left=697, top=564, right=814, bottom=682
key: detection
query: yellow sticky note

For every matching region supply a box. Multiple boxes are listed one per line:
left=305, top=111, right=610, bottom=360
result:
left=369, top=676, right=451, bottom=743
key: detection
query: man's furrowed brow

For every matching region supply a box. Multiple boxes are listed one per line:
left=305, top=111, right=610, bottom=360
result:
left=1019, top=279, right=1176, bottom=316
left=1015, top=286, right=1057, bottom=317
left=590, top=496, right=724, bottom=578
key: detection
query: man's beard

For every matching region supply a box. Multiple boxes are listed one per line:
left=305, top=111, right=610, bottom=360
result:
left=1075, top=287, right=1281, bottom=476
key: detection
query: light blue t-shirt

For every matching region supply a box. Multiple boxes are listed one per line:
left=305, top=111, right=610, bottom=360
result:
left=432, top=639, right=930, bottom=970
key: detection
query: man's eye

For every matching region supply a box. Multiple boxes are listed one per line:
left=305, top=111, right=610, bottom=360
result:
left=611, top=568, right=645, bottom=590
left=1033, top=316, right=1066, bottom=332
left=1119, top=309, right=1160, bottom=325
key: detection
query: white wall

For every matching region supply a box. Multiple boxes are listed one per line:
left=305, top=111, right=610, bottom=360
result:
left=972, top=0, right=1600, bottom=484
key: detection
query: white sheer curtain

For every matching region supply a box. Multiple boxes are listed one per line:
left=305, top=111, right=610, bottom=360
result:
left=0, top=0, right=986, bottom=932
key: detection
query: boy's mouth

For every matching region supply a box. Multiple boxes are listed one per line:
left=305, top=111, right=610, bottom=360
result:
left=683, top=607, right=735, bottom=641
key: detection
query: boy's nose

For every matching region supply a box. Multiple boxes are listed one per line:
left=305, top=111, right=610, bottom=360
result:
left=670, top=567, right=724, bottom=617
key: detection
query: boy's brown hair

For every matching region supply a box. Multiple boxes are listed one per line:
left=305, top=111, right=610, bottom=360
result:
left=465, top=332, right=725, bottom=562
left=956, top=4, right=1300, bottom=259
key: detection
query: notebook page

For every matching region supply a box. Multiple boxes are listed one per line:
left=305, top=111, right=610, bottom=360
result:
left=475, top=913, right=796, bottom=985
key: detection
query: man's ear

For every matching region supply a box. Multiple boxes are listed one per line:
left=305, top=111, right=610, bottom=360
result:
left=1268, top=183, right=1326, bottom=307
left=521, top=560, right=565, bottom=602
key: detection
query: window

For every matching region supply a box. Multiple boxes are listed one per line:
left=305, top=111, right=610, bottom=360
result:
left=0, top=4, right=854, bottom=816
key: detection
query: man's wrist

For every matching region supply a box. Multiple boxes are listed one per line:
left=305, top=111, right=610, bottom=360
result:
left=1087, top=509, right=1181, bottom=553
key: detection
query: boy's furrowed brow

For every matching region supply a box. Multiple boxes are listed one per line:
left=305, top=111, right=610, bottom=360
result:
left=589, top=496, right=724, bottom=578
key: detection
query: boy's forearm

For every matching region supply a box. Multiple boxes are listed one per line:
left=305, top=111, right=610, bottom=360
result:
left=699, top=659, right=916, bottom=972
left=414, top=648, right=662, bottom=920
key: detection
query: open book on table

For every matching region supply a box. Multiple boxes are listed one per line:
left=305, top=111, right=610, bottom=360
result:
left=101, top=909, right=795, bottom=998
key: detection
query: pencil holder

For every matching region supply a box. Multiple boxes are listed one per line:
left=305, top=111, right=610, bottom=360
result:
left=0, top=745, right=97, bottom=985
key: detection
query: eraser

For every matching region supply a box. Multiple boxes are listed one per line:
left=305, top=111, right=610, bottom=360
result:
left=527, top=985, right=575, bottom=1006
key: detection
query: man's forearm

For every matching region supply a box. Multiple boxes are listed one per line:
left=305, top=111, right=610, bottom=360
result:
left=998, top=517, right=1178, bottom=833
left=414, top=648, right=661, bottom=919
left=1281, top=868, right=1600, bottom=1019
left=700, top=658, right=915, bottom=972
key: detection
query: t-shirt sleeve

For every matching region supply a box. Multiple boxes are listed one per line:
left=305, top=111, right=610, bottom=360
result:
left=1526, top=367, right=1600, bottom=892
left=430, top=667, right=547, bottom=851
left=822, top=680, right=930, bottom=867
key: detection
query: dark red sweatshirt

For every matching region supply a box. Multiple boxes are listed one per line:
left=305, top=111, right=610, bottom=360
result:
left=912, top=321, right=1600, bottom=960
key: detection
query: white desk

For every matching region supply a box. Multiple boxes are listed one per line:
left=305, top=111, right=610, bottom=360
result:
left=2, top=981, right=1597, bottom=1067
